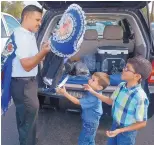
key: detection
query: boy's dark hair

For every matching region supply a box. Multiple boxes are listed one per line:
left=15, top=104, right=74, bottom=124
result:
left=21, top=5, right=43, bottom=23
left=127, top=55, right=152, bottom=80
left=93, top=72, right=110, bottom=90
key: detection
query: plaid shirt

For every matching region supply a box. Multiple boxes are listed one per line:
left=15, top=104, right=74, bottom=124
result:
left=111, top=82, right=149, bottom=127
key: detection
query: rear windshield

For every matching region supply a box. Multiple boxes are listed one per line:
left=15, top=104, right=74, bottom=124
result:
left=86, top=21, right=118, bottom=38
left=54, top=19, right=118, bottom=39
left=151, top=23, right=154, bottom=29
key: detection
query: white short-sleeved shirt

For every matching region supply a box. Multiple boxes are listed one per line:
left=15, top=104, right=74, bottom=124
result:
left=12, top=27, right=38, bottom=77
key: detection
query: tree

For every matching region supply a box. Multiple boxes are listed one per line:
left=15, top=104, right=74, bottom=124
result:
left=142, top=4, right=154, bottom=22
left=1, top=1, right=11, bottom=12
left=150, top=1, right=154, bottom=22
left=1, top=1, right=25, bottom=18
left=142, top=7, right=148, bottom=18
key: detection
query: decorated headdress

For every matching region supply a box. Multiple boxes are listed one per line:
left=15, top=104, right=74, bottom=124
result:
left=49, top=4, right=86, bottom=58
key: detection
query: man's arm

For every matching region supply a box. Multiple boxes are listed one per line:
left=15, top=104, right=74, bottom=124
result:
left=20, top=42, right=50, bottom=72
left=106, top=121, right=147, bottom=137
left=84, top=84, right=113, bottom=105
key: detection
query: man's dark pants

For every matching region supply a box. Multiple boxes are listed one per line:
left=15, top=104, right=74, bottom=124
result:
left=11, top=77, right=39, bottom=145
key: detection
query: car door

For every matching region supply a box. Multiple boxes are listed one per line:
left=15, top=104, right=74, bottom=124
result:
left=1, top=13, right=20, bottom=52
left=1, top=19, right=8, bottom=52
left=3, top=14, right=20, bottom=35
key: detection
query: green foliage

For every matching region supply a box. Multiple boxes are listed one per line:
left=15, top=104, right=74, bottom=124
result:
left=1, top=1, right=25, bottom=18
left=142, top=6, right=154, bottom=22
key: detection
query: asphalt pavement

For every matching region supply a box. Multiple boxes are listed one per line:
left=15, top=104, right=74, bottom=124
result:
left=1, top=103, right=154, bottom=145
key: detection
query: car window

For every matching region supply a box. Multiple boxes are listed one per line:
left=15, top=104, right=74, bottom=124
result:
left=3, top=15, right=20, bottom=35
left=1, top=19, right=7, bottom=38
left=86, top=21, right=118, bottom=38
left=151, top=23, right=154, bottom=36
left=53, top=20, right=117, bottom=39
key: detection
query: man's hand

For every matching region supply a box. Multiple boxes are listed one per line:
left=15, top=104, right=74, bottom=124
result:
left=106, top=129, right=121, bottom=137
left=83, top=84, right=94, bottom=93
left=41, top=41, right=51, bottom=54
left=19, top=41, right=51, bottom=72
left=56, top=86, right=67, bottom=96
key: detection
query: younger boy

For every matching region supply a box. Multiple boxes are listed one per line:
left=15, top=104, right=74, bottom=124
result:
left=84, top=55, right=152, bottom=145
left=56, top=72, right=110, bottom=145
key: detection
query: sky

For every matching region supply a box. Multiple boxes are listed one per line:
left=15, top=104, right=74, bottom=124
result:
left=24, top=1, right=41, bottom=8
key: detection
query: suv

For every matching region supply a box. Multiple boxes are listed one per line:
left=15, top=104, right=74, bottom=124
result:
left=1, top=12, right=20, bottom=52
left=36, top=1, right=154, bottom=117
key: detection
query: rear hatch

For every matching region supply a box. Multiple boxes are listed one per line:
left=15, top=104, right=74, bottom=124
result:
left=39, top=1, right=147, bottom=10
left=37, top=1, right=149, bottom=99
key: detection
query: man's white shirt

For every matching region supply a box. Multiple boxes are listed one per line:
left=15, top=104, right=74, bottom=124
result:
left=12, top=27, right=38, bottom=77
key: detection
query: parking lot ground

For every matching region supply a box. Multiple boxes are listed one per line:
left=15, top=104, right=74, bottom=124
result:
left=1, top=103, right=154, bottom=145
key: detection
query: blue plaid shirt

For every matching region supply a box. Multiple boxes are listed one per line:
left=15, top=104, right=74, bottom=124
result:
left=111, top=82, right=149, bottom=127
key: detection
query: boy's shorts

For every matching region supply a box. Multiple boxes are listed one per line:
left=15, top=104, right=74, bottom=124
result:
left=78, top=120, right=99, bottom=145
left=107, top=121, right=138, bottom=145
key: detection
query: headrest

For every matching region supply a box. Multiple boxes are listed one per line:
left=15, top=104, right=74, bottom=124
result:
left=84, top=29, right=98, bottom=40
left=103, top=25, right=123, bottom=40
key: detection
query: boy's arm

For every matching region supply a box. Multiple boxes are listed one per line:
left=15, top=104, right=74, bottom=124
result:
left=63, top=91, right=80, bottom=105
left=106, top=121, right=146, bottom=137
left=107, top=97, right=149, bottom=137
left=90, top=90, right=113, bottom=105
left=120, top=121, right=147, bottom=132
left=84, top=84, right=113, bottom=105
left=56, top=86, right=80, bottom=105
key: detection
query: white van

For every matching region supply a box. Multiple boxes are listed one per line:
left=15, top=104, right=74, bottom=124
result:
left=1, top=12, right=20, bottom=52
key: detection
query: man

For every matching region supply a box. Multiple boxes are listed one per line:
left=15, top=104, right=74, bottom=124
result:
left=10, top=5, right=50, bottom=145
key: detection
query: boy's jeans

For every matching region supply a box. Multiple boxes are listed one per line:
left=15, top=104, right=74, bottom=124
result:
left=107, top=121, right=138, bottom=145
left=78, top=121, right=99, bottom=145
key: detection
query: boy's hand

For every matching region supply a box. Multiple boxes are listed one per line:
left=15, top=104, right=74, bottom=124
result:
left=83, top=84, right=94, bottom=93
left=106, top=129, right=121, bottom=137
left=56, top=86, right=67, bottom=95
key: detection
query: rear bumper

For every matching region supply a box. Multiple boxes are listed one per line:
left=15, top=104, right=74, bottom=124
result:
left=38, top=85, right=116, bottom=98
left=38, top=88, right=64, bottom=98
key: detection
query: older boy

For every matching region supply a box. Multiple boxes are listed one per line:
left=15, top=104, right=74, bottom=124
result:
left=84, top=56, right=152, bottom=145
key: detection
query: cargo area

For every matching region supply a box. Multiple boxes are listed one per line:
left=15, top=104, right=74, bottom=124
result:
left=37, top=12, right=148, bottom=113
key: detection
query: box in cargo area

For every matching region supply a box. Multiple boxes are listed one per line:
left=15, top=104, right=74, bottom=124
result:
left=96, top=46, right=128, bottom=75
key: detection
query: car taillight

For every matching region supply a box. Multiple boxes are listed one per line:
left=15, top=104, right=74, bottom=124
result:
left=148, top=60, right=154, bottom=84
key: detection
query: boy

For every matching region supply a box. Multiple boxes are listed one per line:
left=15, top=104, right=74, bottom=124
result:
left=56, top=72, right=110, bottom=145
left=84, top=55, right=152, bottom=145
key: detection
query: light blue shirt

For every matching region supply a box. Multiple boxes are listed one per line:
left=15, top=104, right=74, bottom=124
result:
left=79, top=91, right=103, bottom=123
left=12, top=27, right=38, bottom=77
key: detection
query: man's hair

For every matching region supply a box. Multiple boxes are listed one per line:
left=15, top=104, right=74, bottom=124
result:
left=93, top=72, right=110, bottom=90
left=127, top=55, right=152, bottom=80
left=21, top=5, right=43, bottom=23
